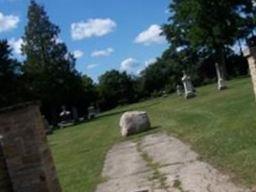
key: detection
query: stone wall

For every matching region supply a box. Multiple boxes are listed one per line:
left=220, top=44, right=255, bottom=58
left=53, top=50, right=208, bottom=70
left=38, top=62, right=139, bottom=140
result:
left=244, top=47, right=256, bottom=99
left=0, top=102, right=61, bottom=192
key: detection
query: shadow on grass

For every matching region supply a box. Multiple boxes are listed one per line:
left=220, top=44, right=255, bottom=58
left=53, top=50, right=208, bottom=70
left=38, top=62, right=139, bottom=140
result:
left=98, top=101, right=161, bottom=119
left=50, top=101, right=161, bottom=136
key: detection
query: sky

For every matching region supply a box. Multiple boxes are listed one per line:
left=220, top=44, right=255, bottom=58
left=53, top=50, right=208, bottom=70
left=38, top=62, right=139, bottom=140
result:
left=0, top=0, right=169, bottom=81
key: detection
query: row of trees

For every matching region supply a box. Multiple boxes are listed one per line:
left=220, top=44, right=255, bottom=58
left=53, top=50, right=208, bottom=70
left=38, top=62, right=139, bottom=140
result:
left=0, top=0, right=255, bottom=125
left=96, top=0, right=256, bottom=106
left=0, top=1, right=142, bottom=124
left=0, top=1, right=97, bottom=124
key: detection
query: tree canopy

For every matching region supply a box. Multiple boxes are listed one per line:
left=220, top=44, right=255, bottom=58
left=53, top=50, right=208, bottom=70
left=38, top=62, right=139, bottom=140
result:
left=0, top=40, right=24, bottom=107
left=21, top=0, right=86, bottom=123
left=162, top=0, right=255, bottom=89
left=98, top=70, right=137, bottom=110
left=0, top=0, right=255, bottom=122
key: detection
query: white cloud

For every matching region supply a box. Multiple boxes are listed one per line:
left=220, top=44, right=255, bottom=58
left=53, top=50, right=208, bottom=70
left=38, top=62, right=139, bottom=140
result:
left=134, top=24, right=166, bottom=45
left=91, top=47, right=114, bottom=57
left=136, top=58, right=157, bottom=76
left=136, top=68, right=144, bottom=75
left=8, top=38, right=23, bottom=55
left=144, top=58, right=157, bottom=67
left=55, top=37, right=63, bottom=44
left=0, top=12, right=19, bottom=32
left=71, top=18, right=116, bottom=40
left=120, top=57, right=157, bottom=74
left=73, top=50, right=84, bottom=59
left=87, top=64, right=98, bottom=69
left=120, top=58, right=139, bottom=72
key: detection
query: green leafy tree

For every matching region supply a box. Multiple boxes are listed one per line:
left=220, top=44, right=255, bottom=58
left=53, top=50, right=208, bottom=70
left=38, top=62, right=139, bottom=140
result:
left=98, top=70, right=136, bottom=110
left=140, top=58, right=174, bottom=95
left=0, top=40, right=24, bottom=107
left=80, top=75, right=98, bottom=112
left=163, top=0, right=255, bottom=90
left=22, top=0, right=84, bottom=123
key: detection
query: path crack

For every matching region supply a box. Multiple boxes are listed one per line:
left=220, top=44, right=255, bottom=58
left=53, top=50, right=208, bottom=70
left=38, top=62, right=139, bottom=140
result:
left=136, top=141, right=173, bottom=192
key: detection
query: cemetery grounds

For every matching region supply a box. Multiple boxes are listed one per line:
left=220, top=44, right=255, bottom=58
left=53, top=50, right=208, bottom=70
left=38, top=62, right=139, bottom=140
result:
left=48, top=77, right=256, bottom=192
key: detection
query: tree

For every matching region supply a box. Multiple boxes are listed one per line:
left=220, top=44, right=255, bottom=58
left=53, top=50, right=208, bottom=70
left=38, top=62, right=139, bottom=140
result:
left=78, top=75, right=98, bottom=114
left=163, top=0, right=255, bottom=90
left=82, top=75, right=98, bottom=103
left=139, top=49, right=201, bottom=97
left=0, top=40, right=24, bottom=107
left=140, top=58, right=175, bottom=95
left=98, top=70, right=136, bottom=110
left=22, top=0, right=84, bottom=123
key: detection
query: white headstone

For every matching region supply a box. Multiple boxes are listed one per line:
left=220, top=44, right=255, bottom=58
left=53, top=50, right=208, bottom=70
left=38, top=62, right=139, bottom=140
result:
left=182, top=72, right=196, bottom=99
left=88, top=106, right=97, bottom=120
left=72, top=107, right=78, bottom=121
left=176, top=85, right=183, bottom=96
left=215, top=63, right=227, bottom=90
left=244, top=46, right=256, bottom=99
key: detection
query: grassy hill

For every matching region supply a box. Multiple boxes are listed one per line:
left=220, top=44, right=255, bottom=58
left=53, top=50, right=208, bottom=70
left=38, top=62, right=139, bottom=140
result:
left=48, top=77, right=256, bottom=192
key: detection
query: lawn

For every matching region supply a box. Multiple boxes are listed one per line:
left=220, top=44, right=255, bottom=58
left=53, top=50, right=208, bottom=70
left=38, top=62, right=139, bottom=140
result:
left=48, top=77, right=256, bottom=192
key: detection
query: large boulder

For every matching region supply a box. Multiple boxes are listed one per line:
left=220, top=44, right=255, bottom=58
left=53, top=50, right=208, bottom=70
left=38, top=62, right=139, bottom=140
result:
left=119, top=111, right=151, bottom=137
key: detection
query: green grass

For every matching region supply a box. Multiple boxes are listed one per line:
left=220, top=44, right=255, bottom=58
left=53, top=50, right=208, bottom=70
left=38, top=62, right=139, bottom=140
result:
left=48, top=77, right=256, bottom=192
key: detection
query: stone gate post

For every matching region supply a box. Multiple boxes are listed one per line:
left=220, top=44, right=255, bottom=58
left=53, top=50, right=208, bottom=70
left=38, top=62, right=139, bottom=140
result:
left=244, top=46, right=256, bottom=99
left=0, top=102, right=62, bottom=192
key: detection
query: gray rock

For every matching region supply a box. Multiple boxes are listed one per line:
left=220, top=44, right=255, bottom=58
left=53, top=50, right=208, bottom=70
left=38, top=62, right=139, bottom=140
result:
left=119, top=111, right=151, bottom=137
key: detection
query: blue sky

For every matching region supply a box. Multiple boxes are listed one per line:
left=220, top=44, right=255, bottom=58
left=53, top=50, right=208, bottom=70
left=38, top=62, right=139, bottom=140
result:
left=0, top=0, right=169, bottom=81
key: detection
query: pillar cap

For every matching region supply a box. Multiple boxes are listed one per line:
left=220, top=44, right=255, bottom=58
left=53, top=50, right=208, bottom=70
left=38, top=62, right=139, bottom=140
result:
left=0, top=101, right=41, bottom=114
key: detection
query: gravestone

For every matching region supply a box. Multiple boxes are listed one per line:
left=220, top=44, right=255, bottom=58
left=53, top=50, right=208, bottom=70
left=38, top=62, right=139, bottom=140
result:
left=182, top=72, right=196, bottom=99
left=59, top=106, right=73, bottom=128
left=59, top=106, right=71, bottom=122
left=162, top=90, right=168, bottom=97
left=0, top=102, right=62, bottom=192
left=71, top=107, right=79, bottom=122
left=215, top=63, right=227, bottom=90
left=176, top=85, right=183, bottom=96
left=244, top=45, right=256, bottom=99
left=88, top=106, right=97, bottom=120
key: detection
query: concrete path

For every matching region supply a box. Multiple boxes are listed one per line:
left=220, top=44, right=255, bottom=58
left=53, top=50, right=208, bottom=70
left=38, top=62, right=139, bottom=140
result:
left=96, top=133, right=250, bottom=192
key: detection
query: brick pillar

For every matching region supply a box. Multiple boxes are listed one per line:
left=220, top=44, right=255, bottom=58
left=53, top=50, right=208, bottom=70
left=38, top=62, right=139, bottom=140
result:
left=0, top=140, right=13, bottom=192
left=244, top=47, right=256, bottom=99
left=0, top=102, right=62, bottom=192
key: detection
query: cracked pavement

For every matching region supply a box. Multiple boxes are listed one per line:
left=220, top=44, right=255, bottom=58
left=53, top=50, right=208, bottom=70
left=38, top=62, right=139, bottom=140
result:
left=95, top=133, right=250, bottom=192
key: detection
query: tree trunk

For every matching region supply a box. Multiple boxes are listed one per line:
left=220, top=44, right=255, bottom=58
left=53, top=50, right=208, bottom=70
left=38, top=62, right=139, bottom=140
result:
left=215, top=46, right=227, bottom=90
left=238, top=39, right=243, bottom=56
